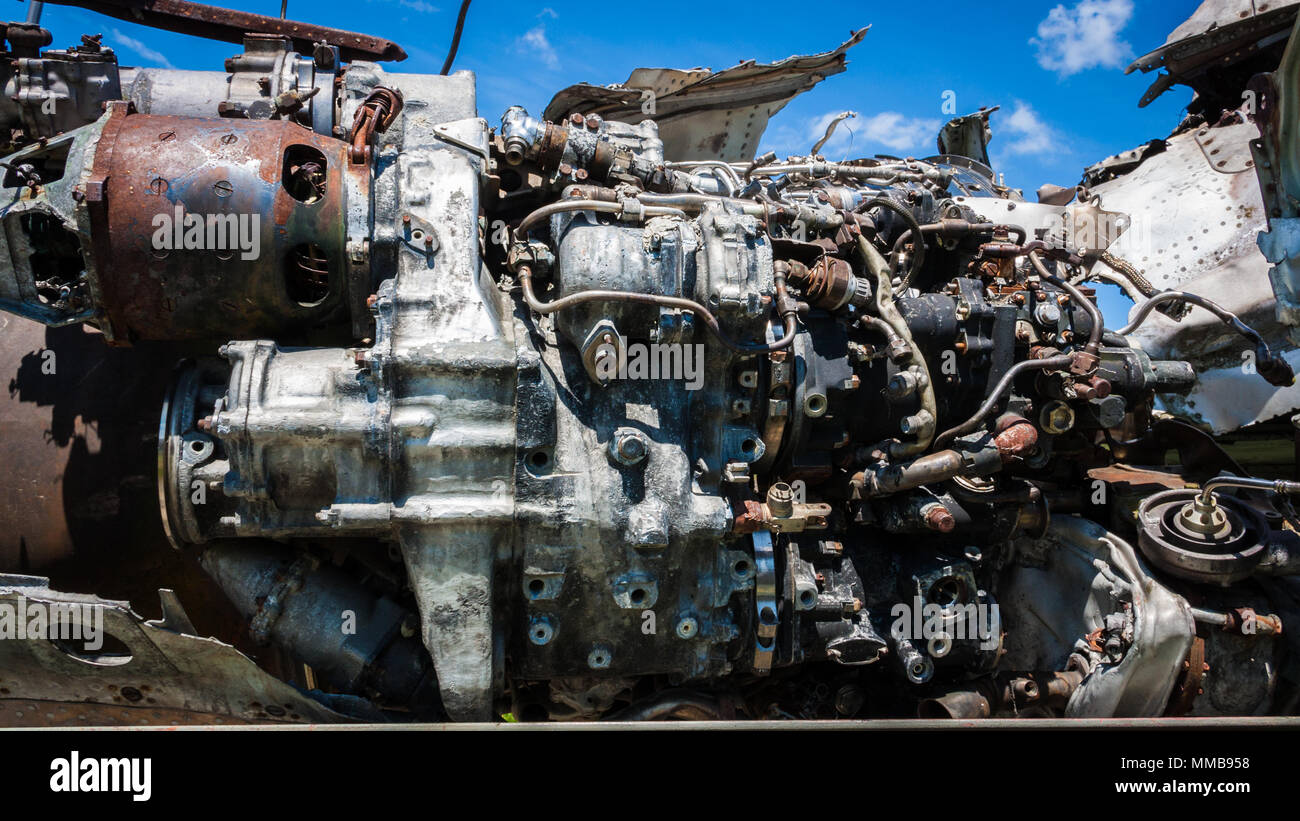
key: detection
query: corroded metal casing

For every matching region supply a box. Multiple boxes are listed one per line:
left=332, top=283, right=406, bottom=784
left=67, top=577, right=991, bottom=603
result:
left=85, top=105, right=363, bottom=341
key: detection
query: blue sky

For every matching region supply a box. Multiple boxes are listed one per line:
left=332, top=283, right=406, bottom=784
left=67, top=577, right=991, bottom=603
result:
left=34, top=0, right=1204, bottom=318
left=34, top=0, right=1199, bottom=191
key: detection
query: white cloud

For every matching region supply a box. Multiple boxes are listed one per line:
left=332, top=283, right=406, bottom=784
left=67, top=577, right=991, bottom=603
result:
left=998, top=101, right=1056, bottom=156
left=1031, top=0, right=1134, bottom=77
left=516, top=25, right=559, bottom=70
left=857, top=111, right=942, bottom=153
left=766, top=110, right=940, bottom=159
left=364, top=0, right=437, bottom=12
left=760, top=109, right=940, bottom=160
left=537, top=7, right=558, bottom=18
left=109, top=28, right=174, bottom=69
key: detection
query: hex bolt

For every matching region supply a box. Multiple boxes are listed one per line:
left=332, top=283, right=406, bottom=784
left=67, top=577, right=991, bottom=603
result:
left=609, top=428, right=649, bottom=466
left=1040, top=400, right=1075, bottom=435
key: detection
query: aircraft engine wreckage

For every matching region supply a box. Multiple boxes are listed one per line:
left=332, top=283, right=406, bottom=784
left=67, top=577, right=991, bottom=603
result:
left=4, top=0, right=1300, bottom=723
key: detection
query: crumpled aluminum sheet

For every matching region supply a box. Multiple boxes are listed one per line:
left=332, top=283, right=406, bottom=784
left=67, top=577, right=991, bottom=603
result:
left=543, top=28, right=868, bottom=162
left=0, top=575, right=348, bottom=726
left=1091, top=119, right=1300, bottom=432
left=998, top=517, right=1194, bottom=717
left=1131, top=0, right=1300, bottom=70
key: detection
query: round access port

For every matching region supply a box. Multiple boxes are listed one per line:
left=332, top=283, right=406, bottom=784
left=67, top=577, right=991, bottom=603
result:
left=1137, top=488, right=1269, bottom=585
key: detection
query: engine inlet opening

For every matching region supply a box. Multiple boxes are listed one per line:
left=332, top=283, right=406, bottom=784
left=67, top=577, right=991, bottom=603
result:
left=282, top=145, right=328, bottom=204
left=285, top=243, right=330, bottom=306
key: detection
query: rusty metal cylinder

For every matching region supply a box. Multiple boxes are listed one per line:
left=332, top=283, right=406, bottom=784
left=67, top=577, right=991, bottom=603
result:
left=84, top=106, right=363, bottom=341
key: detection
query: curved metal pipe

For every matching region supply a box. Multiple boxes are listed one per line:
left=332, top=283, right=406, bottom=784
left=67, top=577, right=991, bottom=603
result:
left=1199, top=475, right=1300, bottom=505
left=1028, top=250, right=1102, bottom=356
left=932, top=354, right=1076, bottom=449
left=857, top=233, right=936, bottom=457
left=516, top=264, right=798, bottom=354
left=1116, top=290, right=1294, bottom=387
left=513, top=199, right=687, bottom=240
left=1119, top=290, right=1266, bottom=342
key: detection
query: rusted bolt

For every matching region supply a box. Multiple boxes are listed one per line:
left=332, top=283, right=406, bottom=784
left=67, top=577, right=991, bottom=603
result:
left=402, top=214, right=411, bottom=226
left=570, top=112, right=585, bottom=126
left=220, top=133, right=237, bottom=145
left=366, top=294, right=379, bottom=308
left=923, top=504, right=956, bottom=533
left=213, top=180, right=234, bottom=197
left=158, top=131, right=176, bottom=142
left=149, top=177, right=168, bottom=195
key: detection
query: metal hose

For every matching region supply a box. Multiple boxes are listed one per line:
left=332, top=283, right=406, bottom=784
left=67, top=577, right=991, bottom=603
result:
left=439, top=0, right=472, bottom=75
left=857, top=197, right=926, bottom=292
left=1115, top=290, right=1294, bottom=387
left=1118, top=290, right=1266, bottom=341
